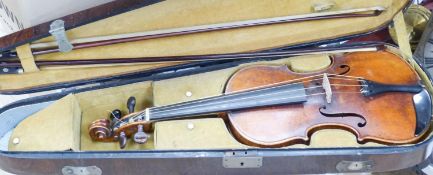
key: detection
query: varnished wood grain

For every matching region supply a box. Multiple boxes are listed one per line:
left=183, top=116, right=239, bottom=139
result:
left=226, top=51, right=420, bottom=147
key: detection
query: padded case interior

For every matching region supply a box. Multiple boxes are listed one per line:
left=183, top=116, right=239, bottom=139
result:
left=6, top=47, right=433, bottom=151
left=2, top=0, right=430, bottom=153
left=0, top=0, right=407, bottom=92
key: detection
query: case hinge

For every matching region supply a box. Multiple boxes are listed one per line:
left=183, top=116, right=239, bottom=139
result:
left=49, top=19, right=74, bottom=53
left=62, top=166, right=102, bottom=175
left=223, top=150, right=263, bottom=168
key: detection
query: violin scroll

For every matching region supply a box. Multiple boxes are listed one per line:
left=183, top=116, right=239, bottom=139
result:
left=89, top=119, right=112, bottom=141
left=89, top=96, right=152, bottom=149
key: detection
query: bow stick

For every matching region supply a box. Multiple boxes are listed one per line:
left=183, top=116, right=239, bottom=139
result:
left=0, top=43, right=381, bottom=72
left=1, top=6, right=385, bottom=59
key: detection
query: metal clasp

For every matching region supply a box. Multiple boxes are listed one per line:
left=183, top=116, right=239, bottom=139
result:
left=49, top=19, right=73, bottom=52
left=223, top=150, right=263, bottom=168
left=62, top=166, right=102, bottom=175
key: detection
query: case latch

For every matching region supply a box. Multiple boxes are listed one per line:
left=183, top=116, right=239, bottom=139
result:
left=49, top=19, right=73, bottom=53
left=336, top=160, right=374, bottom=173
left=223, top=150, right=263, bottom=168
left=62, top=166, right=102, bottom=175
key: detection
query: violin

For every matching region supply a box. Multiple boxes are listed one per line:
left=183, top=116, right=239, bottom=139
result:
left=89, top=51, right=432, bottom=149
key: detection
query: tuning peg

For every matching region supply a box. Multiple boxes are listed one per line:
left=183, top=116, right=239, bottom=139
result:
left=118, top=132, right=127, bottom=149
left=127, top=96, right=136, bottom=114
left=110, top=109, right=122, bottom=121
left=133, top=125, right=148, bottom=144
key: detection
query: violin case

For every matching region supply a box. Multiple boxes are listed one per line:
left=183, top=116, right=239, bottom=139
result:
left=0, top=0, right=431, bottom=174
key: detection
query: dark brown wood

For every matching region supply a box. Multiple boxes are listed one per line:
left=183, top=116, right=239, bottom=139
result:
left=0, top=0, right=164, bottom=52
left=226, top=51, right=420, bottom=147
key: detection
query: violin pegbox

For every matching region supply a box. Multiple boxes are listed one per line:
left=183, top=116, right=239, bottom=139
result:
left=89, top=96, right=151, bottom=149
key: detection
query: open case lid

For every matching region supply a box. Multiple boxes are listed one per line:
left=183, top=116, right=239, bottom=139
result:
left=0, top=0, right=411, bottom=93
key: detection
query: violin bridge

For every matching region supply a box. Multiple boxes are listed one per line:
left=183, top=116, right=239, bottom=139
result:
left=322, top=73, right=332, bottom=103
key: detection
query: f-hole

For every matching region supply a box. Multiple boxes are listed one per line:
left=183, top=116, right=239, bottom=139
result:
left=319, top=106, right=367, bottom=127
left=336, top=64, right=350, bottom=75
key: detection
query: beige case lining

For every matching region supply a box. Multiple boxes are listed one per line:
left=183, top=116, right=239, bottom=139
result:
left=7, top=52, right=400, bottom=151
left=0, top=0, right=408, bottom=92
left=7, top=0, right=429, bottom=152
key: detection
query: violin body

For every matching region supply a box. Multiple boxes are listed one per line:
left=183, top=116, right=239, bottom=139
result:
left=226, top=51, right=421, bottom=147
left=89, top=50, right=431, bottom=148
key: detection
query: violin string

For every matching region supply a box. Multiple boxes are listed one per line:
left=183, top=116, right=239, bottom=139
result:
left=155, top=83, right=366, bottom=113
left=132, top=87, right=364, bottom=123
left=150, top=76, right=364, bottom=113
left=150, top=74, right=362, bottom=112
left=154, top=91, right=364, bottom=116
left=121, top=76, right=366, bottom=121
left=115, top=74, right=367, bottom=123
left=326, top=76, right=365, bottom=82
left=113, top=90, right=365, bottom=128
left=148, top=85, right=364, bottom=115
left=228, top=73, right=363, bottom=94
left=116, top=84, right=311, bottom=123
left=150, top=85, right=317, bottom=113
left=328, top=74, right=364, bottom=79
left=327, top=82, right=367, bottom=87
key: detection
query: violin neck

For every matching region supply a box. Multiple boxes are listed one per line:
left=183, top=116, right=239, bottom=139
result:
left=146, top=83, right=308, bottom=121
